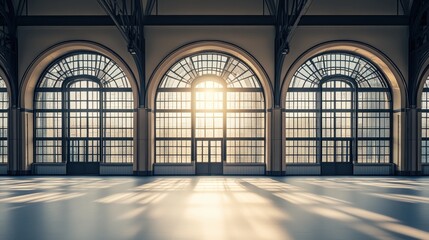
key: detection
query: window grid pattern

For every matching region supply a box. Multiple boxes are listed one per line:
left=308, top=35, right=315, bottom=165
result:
left=422, top=78, right=429, bottom=164
left=291, top=53, right=388, bottom=88
left=159, top=52, right=261, bottom=88
left=156, top=52, right=265, bottom=164
left=0, top=79, right=8, bottom=163
left=285, top=52, right=391, bottom=164
left=34, top=52, right=134, bottom=163
left=38, top=53, right=130, bottom=89
left=197, top=140, right=222, bottom=163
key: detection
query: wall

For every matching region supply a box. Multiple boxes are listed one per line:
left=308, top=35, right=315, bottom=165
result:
left=283, top=26, right=408, bottom=96
left=145, top=26, right=274, bottom=87
left=18, top=26, right=137, bottom=86
left=19, top=0, right=404, bottom=16
left=10, top=0, right=413, bottom=175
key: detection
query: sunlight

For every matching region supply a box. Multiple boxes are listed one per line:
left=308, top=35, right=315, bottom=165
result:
left=118, top=207, right=147, bottom=220
left=371, top=193, right=429, bottom=204
left=195, top=80, right=223, bottom=110
left=310, top=207, right=357, bottom=222
left=335, top=206, right=398, bottom=222
left=380, top=222, right=429, bottom=239
left=0, top=192, right=84, bottom=203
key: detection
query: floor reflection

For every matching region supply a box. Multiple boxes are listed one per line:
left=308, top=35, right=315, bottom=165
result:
left=0, top=176, right=428, bottom=240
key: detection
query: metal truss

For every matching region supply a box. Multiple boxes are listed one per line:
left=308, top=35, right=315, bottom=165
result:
left=98, top=0, right=146, bottom=106
left=264, top=0, right=312, bottom=106
left=0, top=0, right=26, bottom=105
left=410, top=0, right=429, bottom=106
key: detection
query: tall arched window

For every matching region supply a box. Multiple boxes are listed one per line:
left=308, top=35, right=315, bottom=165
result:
left=0, top=77, right=8, bottom=164
left=34, top=52, right=134, bottom=168
left=285, top=52, right=392, bottom=171
left=155, top=52, right=265, bottom=174
left=421, top=78, right=429, bottom=164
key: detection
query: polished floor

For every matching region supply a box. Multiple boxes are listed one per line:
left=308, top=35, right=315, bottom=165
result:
left=1, top=177, right=429, bottom=240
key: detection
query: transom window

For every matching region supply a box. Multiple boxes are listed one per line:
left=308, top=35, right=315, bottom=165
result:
left=285, top=52, right=392, bottom=164
left=0, top=78, right=8, bottom=164
left=34, top=52, right=134, bottom=163
left=155, top=52, right=265, bottom=164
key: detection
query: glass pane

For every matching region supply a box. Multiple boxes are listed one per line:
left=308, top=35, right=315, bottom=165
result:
left=34, top=53, right=134, bottom=163
left=285, top=52, right=391, bottom=165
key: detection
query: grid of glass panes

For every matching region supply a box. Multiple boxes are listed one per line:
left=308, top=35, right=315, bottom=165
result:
left=322, top=140, right=351, bottom=163
left=195, top=81, right=224, bottom=138
left=290, top=53, right=388, bottom=88
left=196, top=141, right=222, bottom=163
left=155, top=90, right=192, bottom=163
left=67, top=82, right=101, bottom=163
left=35, top=110, right=63, bottom=163
left=422, top=78, right=429, bottom=164
left=357, top=89, right=390, bottom=163
left=69, top=139, right=100, bottom=163
left=34, top=90, right=63, bottom=163
left=0, top=79, right=8, bottom=163
left=226, top=88, right=264, bottom=163
left=156, top=140, right=192, bottom=163
left=156, top=52, right=266, bottom=164
left=285, top=52, right=392, bottom=164
left=226, top=140, right=264, bottom=163
left=34, top=52, right=134, bottom=163
left=321, top=81, right=353, bottom=139
left=103, top=90, right=133, bottom=163
left=285, top=90, right=318, bottom=163
left=160, top=53, right=261, bottom=88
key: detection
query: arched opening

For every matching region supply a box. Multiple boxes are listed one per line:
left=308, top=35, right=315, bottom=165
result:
left=284, top=52, right=392, bottom=175
left=0, top=77, right=8, bottom=167
left=154, top=51, right=265, bottom=175
left=34, top=52, right=134, bottom=175
left=420, top=77, right=429, bottom=173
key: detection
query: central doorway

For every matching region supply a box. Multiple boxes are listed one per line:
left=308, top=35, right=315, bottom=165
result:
left=195, top=140, right=223, bottom=175
left=65, top=79, right=101, bottom=175
left=320, top=80, right=354, bottom=175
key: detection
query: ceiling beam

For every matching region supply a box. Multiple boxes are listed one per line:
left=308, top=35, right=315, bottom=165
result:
left=13, top=15, right=409, bottom=26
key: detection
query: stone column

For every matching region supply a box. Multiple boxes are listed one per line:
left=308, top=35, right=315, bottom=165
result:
left=269, top=107, right=283, bottom=175
left=406, top=106, right=420, bottom=175
left=8, top=107, right=33, bottom=175
left=135, top=107, right=150, bottom=175
left=393, top=108, right=407, bottom=175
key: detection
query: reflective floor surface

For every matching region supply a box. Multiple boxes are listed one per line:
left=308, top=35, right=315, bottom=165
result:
left=1, top=176, right=429, bottom=240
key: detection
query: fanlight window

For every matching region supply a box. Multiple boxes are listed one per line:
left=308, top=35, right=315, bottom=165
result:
left=285, top=52, right=392, bottom=164
left=421, top=77, right=429, bottom=164
left=0, top=78, right=8, bottom=164
left=155, top=52, right=265, bottom=164
left=34, top=52, right=134, bottom=163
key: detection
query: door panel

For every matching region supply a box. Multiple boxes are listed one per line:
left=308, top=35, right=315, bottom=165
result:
left=321, top=81, right=354, bottom=175
left=196, top=140, right=223, bottom=175
left=66, top=84, right=101, bottom=175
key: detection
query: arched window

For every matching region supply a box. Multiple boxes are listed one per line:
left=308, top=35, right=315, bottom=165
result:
left=421, top=78, right=429, bottom=164
left=155, top=52, right=265, bottom=174
left=0, top=78, right=8, bottom=164
left=34, top=52, right=134, bottom=167
left=285, top=52, right=392, bottom=168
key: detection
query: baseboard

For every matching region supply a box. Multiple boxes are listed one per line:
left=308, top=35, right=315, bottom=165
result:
left=7, top=170, right=32, bottom=176
left=266, top=171, right=283, bottom=176
left=133, top=171, right=152, bottom=176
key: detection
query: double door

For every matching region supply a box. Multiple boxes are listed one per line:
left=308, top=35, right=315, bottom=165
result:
left=195, top=140, right=223, bottom=175
left=320, top=81, right=355, bottom=175
left=65, top=84, right=101, bottom=175
left=321, top=140, right=353, bottom=175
